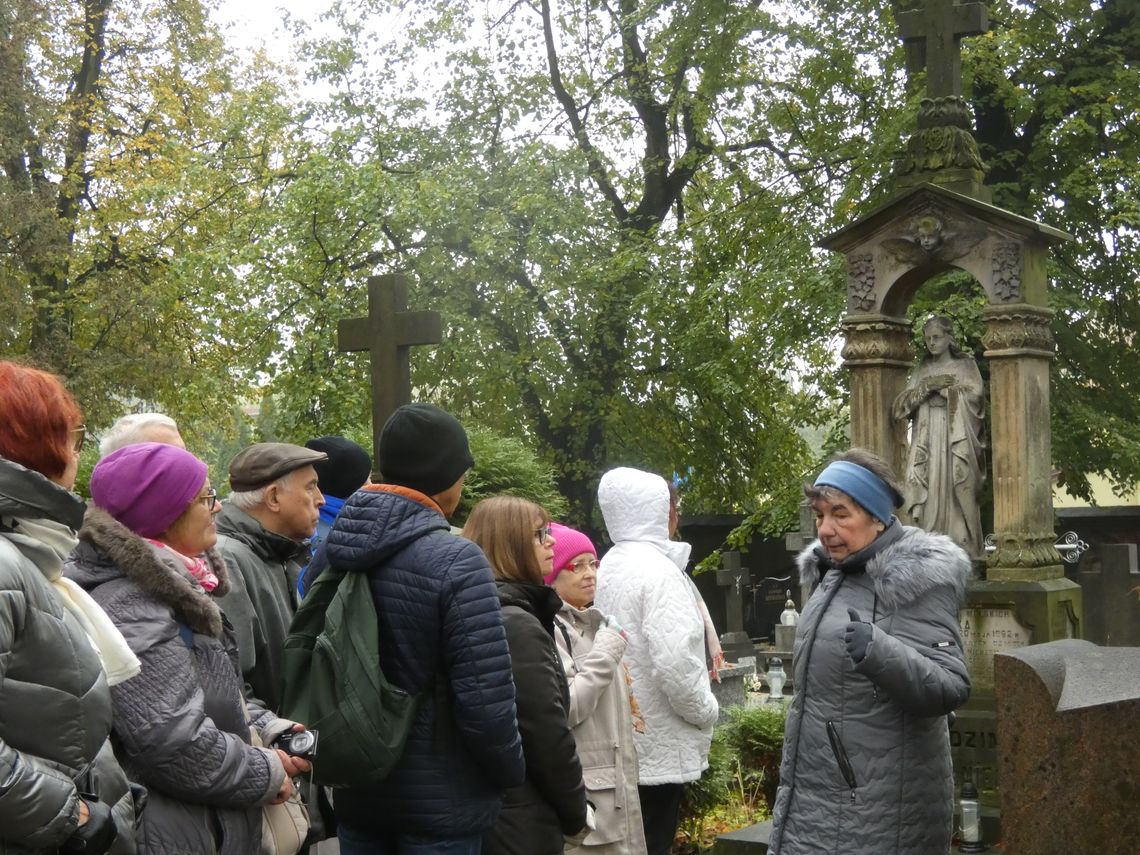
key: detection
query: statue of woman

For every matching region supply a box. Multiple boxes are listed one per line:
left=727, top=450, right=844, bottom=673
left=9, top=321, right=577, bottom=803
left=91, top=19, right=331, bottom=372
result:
left=891, top=316, right=985, bottom=560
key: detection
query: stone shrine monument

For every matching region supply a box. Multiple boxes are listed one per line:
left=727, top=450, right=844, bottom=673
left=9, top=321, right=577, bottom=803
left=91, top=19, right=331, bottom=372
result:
left=817, top=0, right=1083, bottom=836
left=338, top=273, right=442, bottom=462
left=994, top=640, right=1140, bottom=854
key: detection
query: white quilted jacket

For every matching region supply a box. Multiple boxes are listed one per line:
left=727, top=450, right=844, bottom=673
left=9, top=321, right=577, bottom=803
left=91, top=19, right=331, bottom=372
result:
left=594, top=468, right=718, bottom=785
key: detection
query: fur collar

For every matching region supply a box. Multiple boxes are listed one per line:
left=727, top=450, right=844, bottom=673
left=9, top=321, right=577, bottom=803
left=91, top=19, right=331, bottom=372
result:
left=797, top=525, right=969, bottom=611
left=78, top=506, right=231, bottom=637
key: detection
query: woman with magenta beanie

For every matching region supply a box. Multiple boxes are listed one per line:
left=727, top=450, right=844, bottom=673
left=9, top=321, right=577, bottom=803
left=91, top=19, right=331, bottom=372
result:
left=547, top=522, right=647, bottom=855
left=64, top=442, right=310, bottom=855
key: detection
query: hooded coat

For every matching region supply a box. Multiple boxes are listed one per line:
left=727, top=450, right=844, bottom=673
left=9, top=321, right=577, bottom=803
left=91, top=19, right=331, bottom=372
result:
left=769, top=523, right=972, bottom=855
left=214, top=502, right=309, bottom=712
left=64, top=508, right=289, bottom=855
left=593, top=468, right=717, bottom=785
left=0, top=458, right=137, bottom=855
left=484, top=580, right=587, bottom=855
left=554, top=602, right=647, bottom=855
left=319, top=485, right=526, bottom=839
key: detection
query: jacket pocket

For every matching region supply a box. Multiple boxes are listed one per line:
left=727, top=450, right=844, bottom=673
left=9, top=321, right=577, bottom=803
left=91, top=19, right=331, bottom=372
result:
left=825, top=720, right=857, bottom=804
left=579, top=764, right=623, bottom=845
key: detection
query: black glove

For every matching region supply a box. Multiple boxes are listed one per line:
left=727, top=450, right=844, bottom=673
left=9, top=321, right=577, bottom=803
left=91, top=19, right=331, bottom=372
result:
left=844, top=608, right=873, bottom=664
left=61, top=796, right=117, bottom=855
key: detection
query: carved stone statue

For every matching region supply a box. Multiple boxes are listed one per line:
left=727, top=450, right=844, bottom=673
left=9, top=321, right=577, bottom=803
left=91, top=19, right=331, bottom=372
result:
left=892, top=316, right=985, bottom=559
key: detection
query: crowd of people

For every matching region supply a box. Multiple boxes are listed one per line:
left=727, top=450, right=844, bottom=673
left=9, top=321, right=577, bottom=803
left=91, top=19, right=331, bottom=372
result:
left=0, top=358, right=971, bottom=855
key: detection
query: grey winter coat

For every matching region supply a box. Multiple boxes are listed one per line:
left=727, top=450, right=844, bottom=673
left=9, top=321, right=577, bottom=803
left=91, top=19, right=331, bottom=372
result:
left=64, top=508, right=290, bottom=855
left=554, top=604, right=647, bottom=855
left=214, top=502, right=308, bottom=712
left=769, top=522, right=971, bottom=855
left=0, top=458, right=137, bottom=855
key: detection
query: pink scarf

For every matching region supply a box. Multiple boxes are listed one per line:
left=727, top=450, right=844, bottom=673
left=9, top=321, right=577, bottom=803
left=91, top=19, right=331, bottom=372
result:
left=146, top=539, right=219, bottom=592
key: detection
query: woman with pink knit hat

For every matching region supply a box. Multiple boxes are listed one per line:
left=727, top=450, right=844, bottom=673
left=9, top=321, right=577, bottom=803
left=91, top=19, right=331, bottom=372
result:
left=64, top=442, right=310, bottom=855
left=548, top=522, right=647, bottom=855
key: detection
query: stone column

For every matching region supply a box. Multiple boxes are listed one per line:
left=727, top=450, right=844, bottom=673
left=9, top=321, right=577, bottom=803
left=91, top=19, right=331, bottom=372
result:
left=840, top=314, right=914, bottom=479
left=982, top=304, right=1064, bottom=581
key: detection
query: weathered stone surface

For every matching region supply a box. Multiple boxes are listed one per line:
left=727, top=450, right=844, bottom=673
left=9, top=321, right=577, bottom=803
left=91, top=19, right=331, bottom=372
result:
left=710, top=661, right=756, bottom=721
left=995, top=640, right=1140, bottom=854
left=713, top=819, right=771, bottom=854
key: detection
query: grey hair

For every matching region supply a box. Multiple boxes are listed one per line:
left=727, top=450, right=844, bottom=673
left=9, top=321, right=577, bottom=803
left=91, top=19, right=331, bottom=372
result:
left=228, top=468, right=301, bottom=511
left=99, top=412, right=180, bottom=457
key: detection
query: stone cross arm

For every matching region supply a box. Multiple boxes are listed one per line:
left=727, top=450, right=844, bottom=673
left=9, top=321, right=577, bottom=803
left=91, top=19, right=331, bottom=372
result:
left=897, top=0, right=988, bottom=98
left=337, top=273, right=443, bottom=463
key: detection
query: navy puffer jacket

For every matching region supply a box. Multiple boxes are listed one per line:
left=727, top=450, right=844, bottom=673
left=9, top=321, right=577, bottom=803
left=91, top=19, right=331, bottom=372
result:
left=321, top=485, right=525, bottom=837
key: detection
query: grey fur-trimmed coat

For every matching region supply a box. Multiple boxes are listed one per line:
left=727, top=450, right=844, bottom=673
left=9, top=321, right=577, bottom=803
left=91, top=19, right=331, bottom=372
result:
left=64, top=508, right=290, bottom=855
left=769, top=523, right=971, bottom=855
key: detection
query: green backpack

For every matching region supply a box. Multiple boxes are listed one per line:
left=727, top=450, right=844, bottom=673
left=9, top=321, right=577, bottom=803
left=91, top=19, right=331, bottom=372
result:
left=280, top=559, right=423, bottom=788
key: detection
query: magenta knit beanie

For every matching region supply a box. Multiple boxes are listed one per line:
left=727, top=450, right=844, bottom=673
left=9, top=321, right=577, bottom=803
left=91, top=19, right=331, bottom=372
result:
left=90, top=442, right=208, bottom=538
left=545, top=522, right=598, bottom=585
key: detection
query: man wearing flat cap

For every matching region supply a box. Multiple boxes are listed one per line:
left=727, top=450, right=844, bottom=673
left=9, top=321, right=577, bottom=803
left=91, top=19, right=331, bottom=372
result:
left=215, top=442, right=327, bottom=711
left=313, top=403, right=525, bottom=850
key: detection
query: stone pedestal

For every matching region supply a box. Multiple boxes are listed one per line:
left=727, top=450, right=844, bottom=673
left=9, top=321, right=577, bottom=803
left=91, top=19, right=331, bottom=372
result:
left=710, top=661, right=756, bottom=721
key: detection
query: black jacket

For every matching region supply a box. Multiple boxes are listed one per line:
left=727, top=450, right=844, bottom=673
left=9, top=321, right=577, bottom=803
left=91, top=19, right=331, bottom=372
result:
left=322, top=486, right=525, bottom=837
left=483, top=580, right=588, bottom=855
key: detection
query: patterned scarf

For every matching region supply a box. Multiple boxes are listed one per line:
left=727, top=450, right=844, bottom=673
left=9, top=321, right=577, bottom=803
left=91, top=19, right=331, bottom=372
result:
left=146, top=538, right=219, bottom=592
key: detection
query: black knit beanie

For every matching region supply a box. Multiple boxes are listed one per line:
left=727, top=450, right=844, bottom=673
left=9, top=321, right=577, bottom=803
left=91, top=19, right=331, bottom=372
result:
left=378, top=403, right=474, bottom=496
left=304, top=436, right=373, bottom=500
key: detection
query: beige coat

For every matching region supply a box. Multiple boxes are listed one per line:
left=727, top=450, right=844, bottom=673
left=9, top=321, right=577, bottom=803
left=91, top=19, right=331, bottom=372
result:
left=554, top=604, right=647, bottom=855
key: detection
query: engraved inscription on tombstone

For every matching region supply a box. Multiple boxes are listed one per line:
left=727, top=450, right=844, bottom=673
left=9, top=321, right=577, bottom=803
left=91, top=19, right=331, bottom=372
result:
left=959, top=606, right=1031, bottom=690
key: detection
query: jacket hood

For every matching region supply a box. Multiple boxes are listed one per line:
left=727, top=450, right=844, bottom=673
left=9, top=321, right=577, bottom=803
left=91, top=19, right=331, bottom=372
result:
left=215, top=501, right=309, bottom=563
left=69, top=506, right=231, bottom=637
left=497, top=579, right=564, bottom=626
left=325, top=485, right=450, bottom=572
left=598, top=467, right=672, bottom=545
left=0, top=455, right=86, bottom=530
left=797, top=524, right=970, bottom=611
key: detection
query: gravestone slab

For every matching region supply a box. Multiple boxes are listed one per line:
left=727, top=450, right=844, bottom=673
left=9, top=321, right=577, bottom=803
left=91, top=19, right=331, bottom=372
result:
left=749, top=575, right=793, bottom=643
left=710, top=661, right=756, bottom=721
left=713, top=820, right=771, bottom=854
left=960, top=605, right=1032, bottom=691
left=995, top=639, right=1140, bottom=854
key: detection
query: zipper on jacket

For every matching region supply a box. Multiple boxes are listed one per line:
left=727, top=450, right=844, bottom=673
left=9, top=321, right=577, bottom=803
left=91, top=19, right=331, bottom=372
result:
left=825, top=720, right=857, bottom=804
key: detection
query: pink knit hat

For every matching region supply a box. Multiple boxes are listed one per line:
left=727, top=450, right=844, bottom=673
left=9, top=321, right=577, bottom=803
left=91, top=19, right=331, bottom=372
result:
left=90, top=442, right=208, bottom=538
left=545, top=522, right=597, bottom=585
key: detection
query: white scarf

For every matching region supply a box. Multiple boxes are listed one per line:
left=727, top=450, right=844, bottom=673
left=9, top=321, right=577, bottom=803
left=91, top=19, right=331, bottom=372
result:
left=11, top=516, right=141, bottom=686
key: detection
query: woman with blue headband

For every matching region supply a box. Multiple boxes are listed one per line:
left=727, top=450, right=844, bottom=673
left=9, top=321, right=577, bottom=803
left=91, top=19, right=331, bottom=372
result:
left=768, top=448, right=971, bottom=855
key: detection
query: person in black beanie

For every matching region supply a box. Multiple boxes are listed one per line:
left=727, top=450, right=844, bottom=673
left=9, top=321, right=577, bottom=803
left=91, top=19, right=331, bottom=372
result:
left=297, top=436, right=373, bottom=597
left=319, top=403, right=525, bottom=855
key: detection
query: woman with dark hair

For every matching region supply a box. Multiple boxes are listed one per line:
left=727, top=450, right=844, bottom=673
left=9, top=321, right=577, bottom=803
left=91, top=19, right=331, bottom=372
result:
left=769, top=448, right=972, bottom=855
left=64, top=442, right=310, bottom=854
left=0, top=361, right=137, bottom=854
left=463, top=497, right=588, bottom=855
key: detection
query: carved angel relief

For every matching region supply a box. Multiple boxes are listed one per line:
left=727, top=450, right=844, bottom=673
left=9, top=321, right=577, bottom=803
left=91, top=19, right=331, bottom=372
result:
left=880, top=209, right=986, bottom=267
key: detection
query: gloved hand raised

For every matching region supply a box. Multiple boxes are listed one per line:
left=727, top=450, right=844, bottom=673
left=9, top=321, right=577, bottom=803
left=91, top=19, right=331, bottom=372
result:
left=601, top=615, right=623, bottom=635
left=844, top=608, right=873, bottom=664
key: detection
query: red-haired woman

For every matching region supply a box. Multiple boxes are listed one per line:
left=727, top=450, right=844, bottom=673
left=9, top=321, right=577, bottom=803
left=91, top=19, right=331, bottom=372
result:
left=0, top=360, right=138, bottom=854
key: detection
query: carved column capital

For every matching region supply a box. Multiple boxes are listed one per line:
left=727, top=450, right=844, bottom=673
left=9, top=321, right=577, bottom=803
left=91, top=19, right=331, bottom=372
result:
left=987, top=530, right=1065, bottom=581
left=840, top=315, right=914, bottom=367
left=982, top=305, right=1054, bottom=359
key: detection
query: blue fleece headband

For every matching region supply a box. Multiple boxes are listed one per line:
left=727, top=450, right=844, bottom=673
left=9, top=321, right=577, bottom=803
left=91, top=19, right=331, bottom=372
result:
left=814, top=461, right=894, bottom=524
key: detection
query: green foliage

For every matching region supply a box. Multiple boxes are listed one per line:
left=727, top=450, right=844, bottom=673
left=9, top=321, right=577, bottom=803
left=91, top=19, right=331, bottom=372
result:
left=679, top=703, right=788, bottom=852
left=453, top=426, right=569, bottom=528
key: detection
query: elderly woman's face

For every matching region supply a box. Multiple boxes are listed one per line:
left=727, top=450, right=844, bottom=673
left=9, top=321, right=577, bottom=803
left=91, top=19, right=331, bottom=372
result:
left=160, top=481, right=220, bottom=557
left=812, top=491, right=882, bottom=562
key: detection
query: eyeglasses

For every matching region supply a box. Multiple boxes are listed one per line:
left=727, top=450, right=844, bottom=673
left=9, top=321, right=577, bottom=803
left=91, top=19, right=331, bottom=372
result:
left=70, top=424, right=87, bottom=454
left=199, top=488, right=219, bottom=509
left=534, top=526, right=553, bottom=545
left=566, top=558, right=599, bottom=573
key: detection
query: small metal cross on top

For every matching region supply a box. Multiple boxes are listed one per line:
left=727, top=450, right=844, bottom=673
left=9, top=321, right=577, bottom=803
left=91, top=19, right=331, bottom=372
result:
left=338, top=273, right=442, bottom=463
left=897, top=0, right=988, bottom=99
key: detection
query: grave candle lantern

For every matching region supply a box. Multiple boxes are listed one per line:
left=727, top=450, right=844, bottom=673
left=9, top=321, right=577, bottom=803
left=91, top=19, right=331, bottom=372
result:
left=958, top=780, right=987, bottom=852
left=765, top=656, right=786, bottom=703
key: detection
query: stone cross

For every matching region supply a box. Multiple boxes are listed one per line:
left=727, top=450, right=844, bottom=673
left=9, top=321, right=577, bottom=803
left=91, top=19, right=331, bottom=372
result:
left=897, top=0, right=988, bottom=98
left=715, top=551, right=754, bottom=661
left=338, top=273, right=442, bottom=462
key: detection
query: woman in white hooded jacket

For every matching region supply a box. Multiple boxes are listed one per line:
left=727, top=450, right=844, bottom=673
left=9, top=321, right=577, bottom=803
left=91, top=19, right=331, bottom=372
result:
left=593, top=468, right=718, bottom=855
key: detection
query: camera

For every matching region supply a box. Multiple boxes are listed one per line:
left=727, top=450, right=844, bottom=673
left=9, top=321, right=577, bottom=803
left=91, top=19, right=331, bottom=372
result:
left=273, top=729, right=319, bottom=759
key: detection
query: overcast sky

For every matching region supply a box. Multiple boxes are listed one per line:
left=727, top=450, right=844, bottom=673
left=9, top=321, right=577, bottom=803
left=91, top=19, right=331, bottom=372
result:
left=213, top=0, right=327, bottom=61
